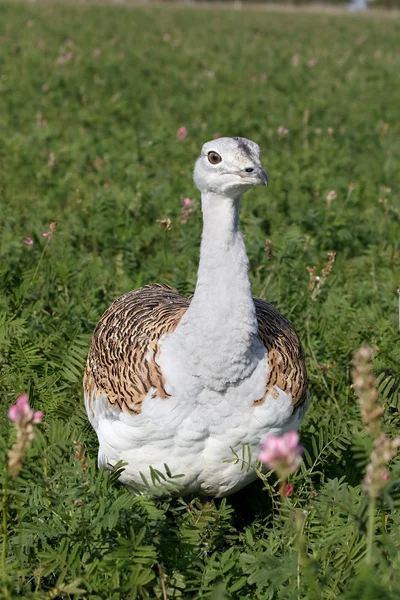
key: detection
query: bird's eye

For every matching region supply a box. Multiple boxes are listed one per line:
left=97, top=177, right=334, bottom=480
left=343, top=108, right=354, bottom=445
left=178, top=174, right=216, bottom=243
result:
left=208, top=151, right=222, bottom=165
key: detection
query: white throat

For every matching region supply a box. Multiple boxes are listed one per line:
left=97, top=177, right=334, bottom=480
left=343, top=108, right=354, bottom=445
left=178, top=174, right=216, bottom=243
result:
left=163, top=191, right=262, bottom=391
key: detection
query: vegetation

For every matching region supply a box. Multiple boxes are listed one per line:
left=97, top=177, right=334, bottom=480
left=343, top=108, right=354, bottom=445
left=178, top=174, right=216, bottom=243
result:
left=1, top=2, right=400, bottom=598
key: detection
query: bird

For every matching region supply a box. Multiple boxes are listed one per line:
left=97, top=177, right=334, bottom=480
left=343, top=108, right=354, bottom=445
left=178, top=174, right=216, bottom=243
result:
left=83, top=136, right=309, bottom=497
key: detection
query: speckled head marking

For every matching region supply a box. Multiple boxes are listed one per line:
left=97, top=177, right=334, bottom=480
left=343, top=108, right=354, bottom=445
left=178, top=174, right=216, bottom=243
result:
left=232, top=136, right=253, bottom=159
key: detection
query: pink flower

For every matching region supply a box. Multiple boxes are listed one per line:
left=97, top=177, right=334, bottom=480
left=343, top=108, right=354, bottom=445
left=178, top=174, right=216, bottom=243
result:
left=213, top=132, right=221, bottom=139
left=326, top=190, right=337, bottom=205
left=181, top=197, right=193, bottom=224
left=23, top=237, right=33, bottom=246
left=308, top=58, right=317, bottom=68
left=277, top=126, right=289, bottom=137
left=8, top=393, right=43, bottom=425
left=57, top=52, right=73, bottom=65
left=176, top=126, right=188, bottom=140
left=285, top=483, right=294, bottom=497
left=259, top=430, right=303, bottom=477
left=291, top=55, right=300, bottom=67
left=8, top=393, right=43, bottom=477
left=42, top=220, right=57, bottom=239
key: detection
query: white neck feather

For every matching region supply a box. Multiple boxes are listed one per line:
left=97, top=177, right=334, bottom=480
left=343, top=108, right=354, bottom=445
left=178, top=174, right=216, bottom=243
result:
left=166, top=191, right=262, bottom=391
left=193, top=192, right=255, bottom=327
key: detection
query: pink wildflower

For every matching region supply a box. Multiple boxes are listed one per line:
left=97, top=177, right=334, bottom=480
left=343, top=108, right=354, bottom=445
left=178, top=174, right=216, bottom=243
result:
left=277, top=126, right=289, bottom=137
left=362, top=433, right=400, bottom=498
left=176, top=126, right=188, bottom=140
left=23, top=237, right=33, bottom=246
left=308, top=58, right=317, bottom=68
left=291, top=55, right=300, bottom=67
left=259, top=430, right=303, bottom=478
left=285, top=483, right=294, bottom=497
left=8, top=393, right=43, bottom=477
left=42, top=220, right=57, bottom=240
left=57, top=52, right=73, bottom=65
left=8, top=393, right=43, bottom=425
left=181, top=197, right=193, bottom=224
left=326, top=190, right=337, bottom=207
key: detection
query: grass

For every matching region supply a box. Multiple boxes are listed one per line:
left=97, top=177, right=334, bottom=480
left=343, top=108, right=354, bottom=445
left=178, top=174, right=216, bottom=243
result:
left=0, top=2, right=400, bottom=598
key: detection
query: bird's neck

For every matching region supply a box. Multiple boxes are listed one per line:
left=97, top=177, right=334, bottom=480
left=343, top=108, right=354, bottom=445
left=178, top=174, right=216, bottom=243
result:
left=194, top=192, right=253, bottom=307
left=169, top=191, right=260, bottom=389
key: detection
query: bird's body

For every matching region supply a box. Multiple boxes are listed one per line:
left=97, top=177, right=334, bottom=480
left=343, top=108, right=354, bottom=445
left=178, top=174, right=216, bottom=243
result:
left=84, top=137, right=309, bottom=497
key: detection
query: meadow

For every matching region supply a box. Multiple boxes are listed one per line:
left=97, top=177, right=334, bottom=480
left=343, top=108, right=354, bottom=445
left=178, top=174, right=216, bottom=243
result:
left=1, top=2, right=400, bottom=598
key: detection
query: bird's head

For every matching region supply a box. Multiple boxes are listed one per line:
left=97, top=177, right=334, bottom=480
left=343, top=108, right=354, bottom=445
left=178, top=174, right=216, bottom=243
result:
left=193, top=137, right=268, bottom=198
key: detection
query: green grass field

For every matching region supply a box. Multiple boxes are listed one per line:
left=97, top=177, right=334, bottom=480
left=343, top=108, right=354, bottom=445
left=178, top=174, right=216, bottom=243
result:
left=1, top=2, right=400, bottom=598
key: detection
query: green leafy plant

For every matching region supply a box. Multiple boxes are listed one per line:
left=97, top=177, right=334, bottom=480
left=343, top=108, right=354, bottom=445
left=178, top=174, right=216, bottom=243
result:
left=1, top=2, right=400, bottom=598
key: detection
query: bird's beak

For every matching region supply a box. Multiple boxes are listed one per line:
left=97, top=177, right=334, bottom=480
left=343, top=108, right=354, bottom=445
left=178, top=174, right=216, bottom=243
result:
left=258, top=168, right=268, bottom=186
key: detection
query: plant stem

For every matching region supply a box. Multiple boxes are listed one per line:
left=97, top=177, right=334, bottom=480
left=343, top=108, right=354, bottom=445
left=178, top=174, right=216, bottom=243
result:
left=157, top=563, right=167, bottom=600
left=277, top=479, right=289, bottom=523
left=295, top=509, right=307, bottom=600
left=1, top=467, right=8, bottom=573
left=2, top=466, right=9, bottom=597
left=15, top=236, right=52, bottom=312
left=31, top=237, right=51, bottom=287
left=397, top=288, right=400, bottom=334
left=366, top=497, right=376, bottom=565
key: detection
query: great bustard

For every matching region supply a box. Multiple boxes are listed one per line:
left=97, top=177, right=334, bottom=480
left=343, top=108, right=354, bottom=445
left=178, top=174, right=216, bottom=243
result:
left=84, top=137, right=309, bottom=497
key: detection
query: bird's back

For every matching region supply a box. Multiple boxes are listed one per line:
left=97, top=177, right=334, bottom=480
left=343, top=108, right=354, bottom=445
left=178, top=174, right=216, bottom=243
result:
left=83, top=284, right=308, bottom=496
left=84, top=284, right=190, bottom=416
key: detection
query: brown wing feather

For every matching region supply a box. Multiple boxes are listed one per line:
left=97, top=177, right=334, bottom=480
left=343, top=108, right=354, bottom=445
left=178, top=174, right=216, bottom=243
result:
left=253, top=297, right=308, bottom=411
left=84, top=286, right=307, bottom=415
left=84, top=284, right=190, bottom=415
